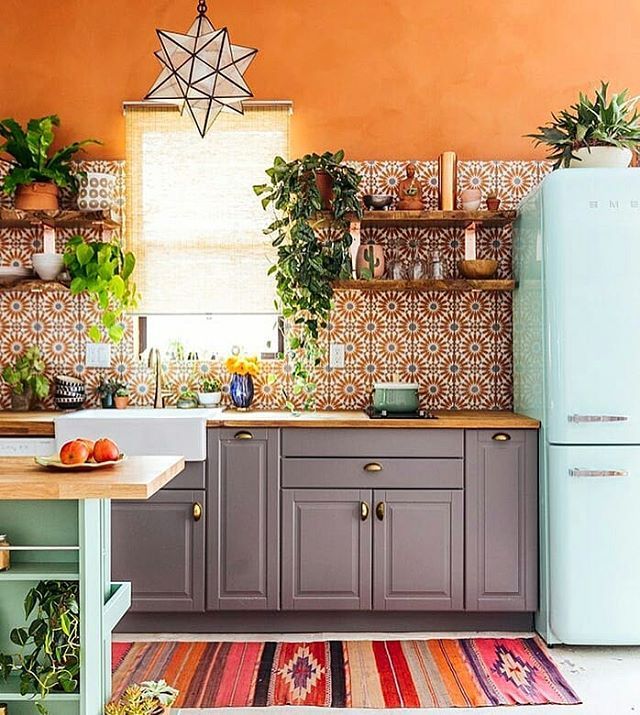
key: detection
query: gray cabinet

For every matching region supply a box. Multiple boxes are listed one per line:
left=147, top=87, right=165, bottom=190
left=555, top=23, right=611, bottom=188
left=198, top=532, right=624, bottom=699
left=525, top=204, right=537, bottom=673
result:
left=282, top=489, right=372, bottom=610
left=465, top=430, right=538, bottom=611
left=208, top=428, right=279, bottom=610
left=373, top=489, right=463, bottom=610
left=112, top=489, right=205, bottom=612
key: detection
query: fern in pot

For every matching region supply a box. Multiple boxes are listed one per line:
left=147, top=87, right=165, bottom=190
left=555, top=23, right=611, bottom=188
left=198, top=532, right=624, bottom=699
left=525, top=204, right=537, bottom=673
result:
left=528, top=81, right=640, bottom=168
left=255, top=151, right=362, bottom=410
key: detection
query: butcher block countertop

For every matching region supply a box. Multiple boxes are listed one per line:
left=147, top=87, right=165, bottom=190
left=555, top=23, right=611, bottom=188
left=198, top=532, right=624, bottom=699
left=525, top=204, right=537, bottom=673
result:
left=0, top=409, right=539, bottom=436
left=0, top=455, right=185, bottom=500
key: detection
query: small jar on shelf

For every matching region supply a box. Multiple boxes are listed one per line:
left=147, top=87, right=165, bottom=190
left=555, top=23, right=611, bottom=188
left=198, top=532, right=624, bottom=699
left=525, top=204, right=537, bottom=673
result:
left=0, top=534, right=11, bottom=571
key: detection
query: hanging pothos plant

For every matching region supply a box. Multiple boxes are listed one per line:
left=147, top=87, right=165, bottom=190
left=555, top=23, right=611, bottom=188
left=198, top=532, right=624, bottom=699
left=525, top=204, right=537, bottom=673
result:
left=63, top=235, right=138, bottom=343
left=254, top=150, right=362, bottom=409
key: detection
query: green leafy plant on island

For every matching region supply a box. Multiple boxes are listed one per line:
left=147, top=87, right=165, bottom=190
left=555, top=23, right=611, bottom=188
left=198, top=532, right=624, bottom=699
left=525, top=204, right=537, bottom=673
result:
left=1, top=346, right=50, bottom=403
left=527, top=81, right=640, bottom=168
left=0, top=580, right=80, bottom=715
left=0, top=115, right=99, bottom=196
left=63, top=235, right=138, bottom=343
left=254, top=150, right=362, bottom=410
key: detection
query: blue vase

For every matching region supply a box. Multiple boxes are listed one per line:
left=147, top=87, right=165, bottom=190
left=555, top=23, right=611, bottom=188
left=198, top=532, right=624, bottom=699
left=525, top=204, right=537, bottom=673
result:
left=229, top=373, right=254, bottom=409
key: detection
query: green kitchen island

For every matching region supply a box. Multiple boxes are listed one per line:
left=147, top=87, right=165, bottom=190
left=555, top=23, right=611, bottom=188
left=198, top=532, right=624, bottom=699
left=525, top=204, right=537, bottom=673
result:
left=0, top=455, right=185, bottom=715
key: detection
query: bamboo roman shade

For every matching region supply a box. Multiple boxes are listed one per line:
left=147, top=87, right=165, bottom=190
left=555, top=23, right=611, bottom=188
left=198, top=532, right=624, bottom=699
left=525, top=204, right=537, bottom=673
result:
left=125, top=102, right=291, bottom=314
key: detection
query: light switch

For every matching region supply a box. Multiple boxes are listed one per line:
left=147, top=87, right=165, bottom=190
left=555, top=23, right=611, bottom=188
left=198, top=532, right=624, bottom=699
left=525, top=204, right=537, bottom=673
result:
left=329, top=342, right=345, bottom=369
left=85, top=343, right=111, bottom=368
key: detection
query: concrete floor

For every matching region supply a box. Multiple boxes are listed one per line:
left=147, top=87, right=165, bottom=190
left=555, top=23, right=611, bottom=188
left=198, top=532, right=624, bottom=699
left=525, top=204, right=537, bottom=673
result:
left=117, top=632, right=640, bottom=714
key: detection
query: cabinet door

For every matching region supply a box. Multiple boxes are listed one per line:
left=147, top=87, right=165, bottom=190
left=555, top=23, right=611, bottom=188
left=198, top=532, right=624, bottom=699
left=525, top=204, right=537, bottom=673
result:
left=465, top=430, right=538, bottom=611
left=208, top=428, right=279, bottom=610
left=282, top=489, right=372, bottom=610
left=112, top=490, right=205, bottom=612
left=373, top=489, right=463, bottom=610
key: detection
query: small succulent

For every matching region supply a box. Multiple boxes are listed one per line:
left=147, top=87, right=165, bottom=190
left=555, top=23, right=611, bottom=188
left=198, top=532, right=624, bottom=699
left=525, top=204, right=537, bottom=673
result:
left=201, top=377, right=222, bottom=393
left=105, top=686, right=158, bottom=715
left=140, top=680, right=179, bottom=707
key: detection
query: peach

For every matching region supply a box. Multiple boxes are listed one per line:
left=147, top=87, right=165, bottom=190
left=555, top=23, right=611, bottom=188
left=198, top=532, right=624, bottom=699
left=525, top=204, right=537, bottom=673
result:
left=77, top=439, right=95, bottom=460
left=93, top=438, right=119, bottom=463
left=59, top=440, right=90, bottom=465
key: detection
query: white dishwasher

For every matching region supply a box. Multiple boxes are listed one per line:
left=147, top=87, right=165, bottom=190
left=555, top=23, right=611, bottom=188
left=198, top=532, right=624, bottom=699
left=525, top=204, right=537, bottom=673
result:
left=0, top=437, right=56, bottom=457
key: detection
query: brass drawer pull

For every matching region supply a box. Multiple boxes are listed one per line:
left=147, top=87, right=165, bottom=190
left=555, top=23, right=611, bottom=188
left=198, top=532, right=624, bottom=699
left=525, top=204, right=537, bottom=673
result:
left=360, top=502, right=370, bottom=521
left=375, top=501, right=385, bottom=521
left=492, top=433, right=511, bottom=442
left=364, top=462, right=383, bottom=473
left=234, top=431, right=253, bottom=440
left=193, top=502, right=203, bottom=521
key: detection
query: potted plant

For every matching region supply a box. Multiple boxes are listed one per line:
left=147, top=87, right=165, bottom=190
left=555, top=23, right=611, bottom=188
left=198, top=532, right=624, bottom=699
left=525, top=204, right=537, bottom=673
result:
left=140, top=680, right=180, bottom=715
left=254, top=150, right=362, bottom=409
left=0, top=580, right=80, bottom=715
left=106, top=685, right=160, bottom=715
left=527, top=81, right=640, bottom=169
left=63, top=234, right=138, bottom=343
left=96, top=377, right=118, bottom=409
left=486, top=193, right=501, bottom=211
left=114, top=384, right=130, bottom=409
left=0, top=115, right=99, bottom=210
left=225, top=353, right=260, bottom=410
left=1, top=346, right=50, bottom=410
left=197, top=376, right=222, bottom=406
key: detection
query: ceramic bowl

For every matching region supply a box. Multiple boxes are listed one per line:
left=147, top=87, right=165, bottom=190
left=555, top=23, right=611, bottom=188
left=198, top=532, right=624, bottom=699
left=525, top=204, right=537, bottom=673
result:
left=458, top=259, right=499, bottom=279
left=32, top=253, right=64, bottom=281
left=198, top=391, right=222, bottom=407
left=363, top=194, right=394, bottom=210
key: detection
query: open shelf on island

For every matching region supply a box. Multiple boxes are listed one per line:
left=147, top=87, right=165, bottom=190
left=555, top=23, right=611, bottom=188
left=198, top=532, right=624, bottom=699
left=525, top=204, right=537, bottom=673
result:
left=0, top=562, right=80, bottom=581
left=333, top=278, right=515, bottom=292
left=0, top=208, right=119, bottom=230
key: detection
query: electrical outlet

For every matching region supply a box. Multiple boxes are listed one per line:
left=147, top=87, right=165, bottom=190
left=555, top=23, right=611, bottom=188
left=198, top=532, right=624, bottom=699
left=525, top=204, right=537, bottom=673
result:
left=85, top=343, right=111, bottom=368
left=329, top=342, right=345, bottom=369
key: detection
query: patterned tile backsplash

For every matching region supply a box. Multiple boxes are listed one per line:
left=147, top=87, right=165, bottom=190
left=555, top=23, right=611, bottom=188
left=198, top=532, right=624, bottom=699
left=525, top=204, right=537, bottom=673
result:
left=0, top=159, right=550, bottom=412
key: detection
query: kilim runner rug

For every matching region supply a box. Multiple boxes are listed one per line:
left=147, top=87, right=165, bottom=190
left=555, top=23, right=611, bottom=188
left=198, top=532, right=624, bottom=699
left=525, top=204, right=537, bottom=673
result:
left=112, top=638, right=580, bottom=708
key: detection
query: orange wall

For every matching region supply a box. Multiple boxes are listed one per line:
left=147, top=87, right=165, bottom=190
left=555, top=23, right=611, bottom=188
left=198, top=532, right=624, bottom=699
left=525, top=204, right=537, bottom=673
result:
left=2, top=0, right=640, bottom=161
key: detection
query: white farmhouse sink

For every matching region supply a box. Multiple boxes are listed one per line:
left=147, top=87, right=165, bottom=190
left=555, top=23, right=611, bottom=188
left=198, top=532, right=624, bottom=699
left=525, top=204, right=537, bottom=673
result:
left=54, top=408, right=224, bottom=461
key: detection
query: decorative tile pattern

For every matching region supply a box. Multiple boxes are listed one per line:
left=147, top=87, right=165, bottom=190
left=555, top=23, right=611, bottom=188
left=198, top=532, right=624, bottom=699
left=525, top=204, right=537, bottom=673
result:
left=0, top=158, right=544, bottom=411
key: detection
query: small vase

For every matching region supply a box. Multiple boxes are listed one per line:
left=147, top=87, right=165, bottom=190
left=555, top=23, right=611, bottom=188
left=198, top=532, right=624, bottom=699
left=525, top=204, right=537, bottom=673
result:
left=10, top=388, right=32, bottom=411
left=356, top=244, right=385, bottom=279
left=230, top=374, right=254, bottom=410
left=100, top=394, right=114, bottom=409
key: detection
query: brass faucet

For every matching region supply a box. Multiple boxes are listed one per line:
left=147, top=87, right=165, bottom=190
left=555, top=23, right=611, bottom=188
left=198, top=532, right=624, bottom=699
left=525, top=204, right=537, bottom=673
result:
left=147, top=348, right=170, bottom=408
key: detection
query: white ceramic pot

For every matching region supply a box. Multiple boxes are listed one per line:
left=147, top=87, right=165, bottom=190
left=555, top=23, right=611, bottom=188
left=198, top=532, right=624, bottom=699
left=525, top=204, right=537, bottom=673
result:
left=32, top=253, right=64, bottom=281
left=569, top=146, right=633, bottom=168
left=198, top=391, right=222, bottom=407
left=461, top=199, right=482, bottom=211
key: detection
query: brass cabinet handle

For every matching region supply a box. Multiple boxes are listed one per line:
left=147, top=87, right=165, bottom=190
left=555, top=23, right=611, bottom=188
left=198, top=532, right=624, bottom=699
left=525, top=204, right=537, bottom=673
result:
left=363, top=462, right=383, bottom=473
left=360, top=502, right=370, bottom=521
left=375, top=501, right=385, bottom=521
left=193, top=502, right=203, bottom=521
left=234, top=430, right=253, bottom=440
left=492, top=433, right=511, bottom=442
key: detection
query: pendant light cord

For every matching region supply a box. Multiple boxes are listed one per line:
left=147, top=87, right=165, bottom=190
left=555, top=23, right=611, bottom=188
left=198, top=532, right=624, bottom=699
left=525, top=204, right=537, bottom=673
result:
left=197, top=0, right=208, bottom=15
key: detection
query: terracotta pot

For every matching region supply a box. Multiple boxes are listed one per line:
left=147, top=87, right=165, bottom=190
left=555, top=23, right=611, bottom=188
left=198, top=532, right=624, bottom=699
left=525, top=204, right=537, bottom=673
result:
left=314, top=170, right=334, bottom=210
left=114, top=395, right=129, bottom=409
left=486, top=197, right=501, bottom=211
left=14, top=183, right=59, bottom=211
left=10, top=387, right=32, bottom=411
left=356, top=244, right=385, bottom=278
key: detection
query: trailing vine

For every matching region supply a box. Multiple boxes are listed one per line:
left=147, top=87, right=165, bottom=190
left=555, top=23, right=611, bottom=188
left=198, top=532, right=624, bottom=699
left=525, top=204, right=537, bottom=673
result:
left=254, top=151, right=362, bottom=409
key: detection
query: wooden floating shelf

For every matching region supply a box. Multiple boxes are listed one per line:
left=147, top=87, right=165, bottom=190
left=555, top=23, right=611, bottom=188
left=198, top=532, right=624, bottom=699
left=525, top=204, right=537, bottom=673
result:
left=0, top=208, right=119, bottom=229
left=333, top=279, right=515, bottom=292
left=0, top=279, right=70, bottom=293
left=315, top=209, right=517, bottom=228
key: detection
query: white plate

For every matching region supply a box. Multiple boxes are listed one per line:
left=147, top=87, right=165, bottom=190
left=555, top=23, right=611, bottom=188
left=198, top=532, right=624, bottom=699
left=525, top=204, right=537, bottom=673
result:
left=34, top=454, right=127, bottom=470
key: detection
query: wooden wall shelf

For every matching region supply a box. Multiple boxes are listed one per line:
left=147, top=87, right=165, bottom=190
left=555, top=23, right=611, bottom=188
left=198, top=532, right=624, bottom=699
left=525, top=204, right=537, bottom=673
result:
left=333, top=279, right=515, bottom=292
left=0, top=208, right=119, bottom=230
left=0, top=279, right=69, bottom=293
left=358, top=209, right=516, bottom=228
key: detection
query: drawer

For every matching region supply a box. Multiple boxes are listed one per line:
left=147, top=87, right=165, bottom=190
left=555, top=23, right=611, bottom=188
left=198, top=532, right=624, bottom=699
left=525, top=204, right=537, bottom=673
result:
left=163, top=461, right=205, bottom=490
left=282, top=429, right=463, bottom=458
left=282, top=457, right=463, bottom=489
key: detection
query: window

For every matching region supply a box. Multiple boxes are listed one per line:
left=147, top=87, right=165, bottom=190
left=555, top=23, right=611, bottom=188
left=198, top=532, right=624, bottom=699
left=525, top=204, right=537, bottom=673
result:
left=124, top=101, right=291, bottom=354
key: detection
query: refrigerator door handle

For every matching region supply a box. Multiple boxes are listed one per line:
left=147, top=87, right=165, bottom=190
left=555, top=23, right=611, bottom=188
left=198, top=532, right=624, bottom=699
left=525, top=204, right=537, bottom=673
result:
left=569, top=468, right=629, bottom=478
left=568, top=414, right=629, bottom=423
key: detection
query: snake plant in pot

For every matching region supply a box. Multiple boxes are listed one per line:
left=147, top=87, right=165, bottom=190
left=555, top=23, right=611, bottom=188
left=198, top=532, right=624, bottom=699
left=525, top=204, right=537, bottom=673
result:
left=527, top=81, right=640, bottom=169
left=254, top=151, right=362, bottom=410
left=0, top=115, right=99, bottom=210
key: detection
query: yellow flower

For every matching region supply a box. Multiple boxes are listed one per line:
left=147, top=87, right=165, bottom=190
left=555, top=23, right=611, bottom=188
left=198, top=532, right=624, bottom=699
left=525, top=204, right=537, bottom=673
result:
left=225, top=354, right=261, bottom=377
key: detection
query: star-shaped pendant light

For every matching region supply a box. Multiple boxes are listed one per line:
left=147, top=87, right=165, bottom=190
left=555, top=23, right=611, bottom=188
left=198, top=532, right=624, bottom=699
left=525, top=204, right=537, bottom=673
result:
left=145, top=1, right=258, bottom=137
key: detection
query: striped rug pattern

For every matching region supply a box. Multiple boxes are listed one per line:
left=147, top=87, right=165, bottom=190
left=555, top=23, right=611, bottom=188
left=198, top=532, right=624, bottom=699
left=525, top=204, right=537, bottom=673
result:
left=112, top=638, right=580, bottom=708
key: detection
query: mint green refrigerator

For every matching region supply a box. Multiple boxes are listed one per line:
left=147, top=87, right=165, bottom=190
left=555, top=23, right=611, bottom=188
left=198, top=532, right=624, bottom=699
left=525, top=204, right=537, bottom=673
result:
left=514, top=168, right=640, bottom=645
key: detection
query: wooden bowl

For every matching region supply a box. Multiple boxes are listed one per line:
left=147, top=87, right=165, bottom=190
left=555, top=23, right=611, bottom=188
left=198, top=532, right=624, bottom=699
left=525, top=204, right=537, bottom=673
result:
left=458, top=259, right=498, bottom=279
